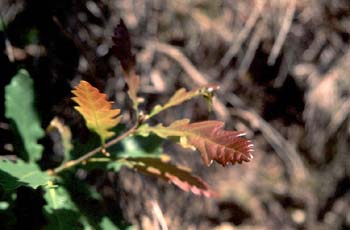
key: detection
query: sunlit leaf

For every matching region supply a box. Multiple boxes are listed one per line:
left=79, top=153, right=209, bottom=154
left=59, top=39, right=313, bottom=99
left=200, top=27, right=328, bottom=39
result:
left=47, top=117, right=73, bottom=162
left=110, top=156, right=216, bottom=197
left=5, top=69, right=45, bottom=162
left=0, top=159, right=50, bottom=190
left=71, top=80, right=121, bottom=143
left=138, top=119, right=254, bottom=166
left=148, top=84, right=220, bottom=118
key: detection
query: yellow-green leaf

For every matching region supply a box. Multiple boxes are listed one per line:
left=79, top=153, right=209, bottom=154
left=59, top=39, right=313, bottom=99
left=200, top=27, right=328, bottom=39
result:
left=71, top=80, right=121, bottom=143
left=149, top=84, right=219, bottom=118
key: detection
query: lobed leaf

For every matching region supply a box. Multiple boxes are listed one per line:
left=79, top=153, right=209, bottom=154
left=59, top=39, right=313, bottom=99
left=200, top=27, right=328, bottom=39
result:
left=71, top=80, right=121, bottom=143
left=149, top=84, right=220, bottom=118
left=138, top=119, right=254, bottom=166
left=110, top=156, right=216, bottom=197
left=0, top=159, right=50, bottom=190
left=5, top=69, right=45, bottom=162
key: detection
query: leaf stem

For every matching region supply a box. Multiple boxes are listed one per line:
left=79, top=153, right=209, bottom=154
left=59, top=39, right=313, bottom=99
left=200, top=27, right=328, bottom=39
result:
left=48, top=122, right=139, bottom=175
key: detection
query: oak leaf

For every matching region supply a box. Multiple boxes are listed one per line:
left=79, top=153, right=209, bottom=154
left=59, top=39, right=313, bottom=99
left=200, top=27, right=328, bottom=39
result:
left=138, top=119, right=254, bottom=166
left=115, top=156, right=216, bottom=197
left=71, top=80, right=121, bottom=143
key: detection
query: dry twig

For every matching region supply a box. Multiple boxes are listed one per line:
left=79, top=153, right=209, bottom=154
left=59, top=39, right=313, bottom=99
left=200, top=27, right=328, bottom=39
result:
left=226, top=94, right=308, bottom=183
left=147, top=41, right=229, bottom=120
left=150, top=200, right=169, bottom=230
left=237, top=20, right=266, bottom=78
left=267, top=0, right=296, bottom=65
left=220, top=0, right=265, bottom=68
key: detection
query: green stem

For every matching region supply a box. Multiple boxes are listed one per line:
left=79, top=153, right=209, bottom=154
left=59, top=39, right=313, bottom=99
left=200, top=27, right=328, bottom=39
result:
left=48, top=122, right=139, bottom=175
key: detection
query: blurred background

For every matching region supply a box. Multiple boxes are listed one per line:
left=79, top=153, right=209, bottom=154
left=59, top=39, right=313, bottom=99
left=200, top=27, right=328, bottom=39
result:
left=0, top=0, right=349, bottom=229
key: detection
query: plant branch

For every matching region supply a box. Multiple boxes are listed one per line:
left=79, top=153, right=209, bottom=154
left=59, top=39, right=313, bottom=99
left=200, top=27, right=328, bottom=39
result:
left=48, top=122, right=139, bottom=175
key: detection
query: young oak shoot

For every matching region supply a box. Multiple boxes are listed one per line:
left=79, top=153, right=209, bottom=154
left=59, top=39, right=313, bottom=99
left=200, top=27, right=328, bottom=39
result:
left=70, top=80, right=217, bottom=196
left=49, top=19, right=255, bottom=197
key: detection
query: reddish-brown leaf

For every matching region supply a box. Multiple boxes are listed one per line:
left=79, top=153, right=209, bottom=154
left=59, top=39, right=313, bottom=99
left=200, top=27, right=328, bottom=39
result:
left=112, top=19, right=140, bottom=108
left=138, top=119, right=254, bottom=166
left=71, top=80, right=121, bottom=143
left=112, top=19, right=135, bottom=73
left=119, top=156, right=216, bottom=197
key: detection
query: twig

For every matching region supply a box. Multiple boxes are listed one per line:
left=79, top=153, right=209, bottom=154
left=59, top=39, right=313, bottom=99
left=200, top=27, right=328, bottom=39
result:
left=148, top=41, right=229, bottom=120
left=226, top=94, right=308, bottom=183
left=237, top=20, right=265, bottom=78
left=220, top=0, right=265, bottom=68
left=273, top=44, right=294, bottom=88
left=302, top=31, right=326, bottom=61
left=149, top=41, right=208, bottom=85
left=49, top=122, right=139, bottom=175
left=191, top=8, right=234, bottom=43
left=326, top=98, right=350, bottom=138
left=150, top=200, right=168, bottom=230
left=267, top=0, right=296, bottom=65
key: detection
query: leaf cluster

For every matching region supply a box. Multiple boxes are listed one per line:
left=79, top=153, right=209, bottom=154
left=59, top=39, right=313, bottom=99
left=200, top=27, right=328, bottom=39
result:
left=0, top=20, right=253, bottom=229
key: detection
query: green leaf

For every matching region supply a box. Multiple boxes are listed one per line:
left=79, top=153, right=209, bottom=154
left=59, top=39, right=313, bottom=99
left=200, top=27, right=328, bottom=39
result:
left=0, top=159, right=50, bottom=190
left=5, top=69, right=45, bottom=162
left=107, top=136, right=162, bottom=171
left=45, top=209, right=82, bottom=230
left=99, top=217, right=121, bottom=230
left=44, top=182, right=82, bottom=230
